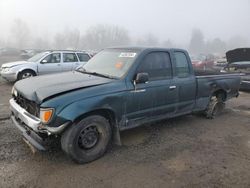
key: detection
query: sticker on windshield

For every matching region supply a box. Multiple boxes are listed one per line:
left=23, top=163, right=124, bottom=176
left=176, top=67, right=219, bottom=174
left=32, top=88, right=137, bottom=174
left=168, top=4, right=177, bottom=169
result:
left=119, top=53, right=137, bottom=58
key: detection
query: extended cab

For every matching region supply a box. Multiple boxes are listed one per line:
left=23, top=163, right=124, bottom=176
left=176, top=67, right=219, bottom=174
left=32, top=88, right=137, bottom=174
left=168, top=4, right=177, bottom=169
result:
left=9, top=47, right=241, bottom=163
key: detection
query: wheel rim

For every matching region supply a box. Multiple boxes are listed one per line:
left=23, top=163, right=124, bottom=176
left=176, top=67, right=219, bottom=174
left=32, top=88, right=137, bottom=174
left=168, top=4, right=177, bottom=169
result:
left=22, top=72, right=33, bottom=79
left=78, top=126, right=99, bottom=150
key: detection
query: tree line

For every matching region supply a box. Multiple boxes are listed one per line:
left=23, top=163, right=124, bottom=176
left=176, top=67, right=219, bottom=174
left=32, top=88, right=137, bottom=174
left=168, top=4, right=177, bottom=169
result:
left=0, top=19, right=248, bottom=55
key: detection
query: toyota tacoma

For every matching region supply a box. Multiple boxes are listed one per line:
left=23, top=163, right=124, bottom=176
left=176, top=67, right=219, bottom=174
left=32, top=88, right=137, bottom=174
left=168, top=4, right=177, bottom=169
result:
left=9, top=47, right=241, bottom=163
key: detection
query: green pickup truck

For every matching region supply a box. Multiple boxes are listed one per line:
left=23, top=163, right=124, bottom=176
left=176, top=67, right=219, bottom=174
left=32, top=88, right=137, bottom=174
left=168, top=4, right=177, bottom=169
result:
left=10, top=47, right=241, bottom=163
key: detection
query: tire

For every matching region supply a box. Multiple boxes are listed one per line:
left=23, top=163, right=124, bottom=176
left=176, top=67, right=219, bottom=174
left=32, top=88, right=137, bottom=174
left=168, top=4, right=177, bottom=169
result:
left=61, top=115, right=112, bottom=164
left=18, top=70, right=36, bottom=80
left=204, top=96, right=225, bottom=119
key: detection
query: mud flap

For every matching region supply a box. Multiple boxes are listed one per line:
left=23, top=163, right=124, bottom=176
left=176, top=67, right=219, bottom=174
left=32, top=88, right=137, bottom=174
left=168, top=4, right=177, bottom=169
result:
left=113, top=125, right=122, bottom=146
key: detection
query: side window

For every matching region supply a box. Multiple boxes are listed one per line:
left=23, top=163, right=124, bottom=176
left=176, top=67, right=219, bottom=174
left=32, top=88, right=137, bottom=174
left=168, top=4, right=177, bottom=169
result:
left=77, top=53, right=90, bottom=62
left=63, top=53, right=78, bottom=63
left=41, top=53, right=61, bottom=63
left=137, top=52, right=172, bottom=81
left=174, top=52, right=190, bottom=78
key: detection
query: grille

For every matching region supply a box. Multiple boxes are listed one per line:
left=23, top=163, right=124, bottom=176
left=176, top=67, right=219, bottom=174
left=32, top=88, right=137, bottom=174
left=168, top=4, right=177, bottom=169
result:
left=14, top=93, right=40, bottom=117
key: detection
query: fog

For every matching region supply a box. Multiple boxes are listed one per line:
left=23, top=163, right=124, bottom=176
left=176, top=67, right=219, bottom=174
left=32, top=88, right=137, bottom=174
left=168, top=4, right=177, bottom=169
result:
left=0, top=0, right=250, bottom=54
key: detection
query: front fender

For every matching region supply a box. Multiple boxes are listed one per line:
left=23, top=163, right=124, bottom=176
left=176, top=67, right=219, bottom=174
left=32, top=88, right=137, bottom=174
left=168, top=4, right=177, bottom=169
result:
left=17, top=67, right=37, bottom=75
left=57, top=93, right=126, bottom=124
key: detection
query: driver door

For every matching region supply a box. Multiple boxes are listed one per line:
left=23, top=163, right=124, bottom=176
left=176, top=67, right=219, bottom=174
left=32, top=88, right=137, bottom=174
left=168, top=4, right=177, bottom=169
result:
left=125, top=51, right=177, bottom=127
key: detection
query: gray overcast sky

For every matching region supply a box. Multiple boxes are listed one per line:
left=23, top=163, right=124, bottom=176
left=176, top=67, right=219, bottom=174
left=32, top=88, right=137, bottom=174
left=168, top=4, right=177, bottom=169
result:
left=0, top=0, right=250, bottom=44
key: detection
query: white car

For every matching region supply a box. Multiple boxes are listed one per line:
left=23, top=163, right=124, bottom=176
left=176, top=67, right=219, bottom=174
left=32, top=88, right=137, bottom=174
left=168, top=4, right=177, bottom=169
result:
left=0, top=50, right=91, bottom=82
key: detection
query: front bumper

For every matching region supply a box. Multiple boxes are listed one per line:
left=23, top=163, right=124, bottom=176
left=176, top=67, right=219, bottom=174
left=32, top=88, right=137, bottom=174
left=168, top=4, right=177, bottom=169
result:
left=0, top=71, right=17, bottom=82
left=9, top=98, right=69, bottom=151
left=10, top=115, right=47, bottom=151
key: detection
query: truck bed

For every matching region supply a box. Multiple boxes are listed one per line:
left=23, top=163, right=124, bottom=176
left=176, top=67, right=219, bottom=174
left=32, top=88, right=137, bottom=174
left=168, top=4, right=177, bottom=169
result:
left=195, top=69, right=230, bottom=76
left=194, top=70, right=241, bottom=112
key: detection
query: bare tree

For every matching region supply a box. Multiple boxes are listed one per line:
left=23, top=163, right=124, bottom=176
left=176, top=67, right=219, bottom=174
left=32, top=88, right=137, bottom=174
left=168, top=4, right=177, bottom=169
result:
left=136, top=33, right=159, bottom=46
left=32, top=37, right=51, bottom=50
left=10, top=19, right=31, bottom=49
left=66, top=28, right=80, bottom=49
left=206, top=38, right=227, bottom=54
left=53, top=28, right=81, bottom=50
left=227, top=35, right=248, bottom=50
left=161, top=39, right=175, bottom=48
left=188, top=28, right=205, bottom=54
left=82, top=25, right=130, bottom=50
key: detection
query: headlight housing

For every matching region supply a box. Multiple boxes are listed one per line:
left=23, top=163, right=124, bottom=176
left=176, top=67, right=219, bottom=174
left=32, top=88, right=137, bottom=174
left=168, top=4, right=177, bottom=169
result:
left=40, top=108, right=54, bottom=124
left=2, top=67, right=10, bottom=72
left=11, top=87, right=18, bottom=97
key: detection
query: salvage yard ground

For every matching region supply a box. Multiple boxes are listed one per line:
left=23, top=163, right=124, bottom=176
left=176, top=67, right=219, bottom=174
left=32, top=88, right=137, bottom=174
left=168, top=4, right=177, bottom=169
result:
left=0, top=78, right=250, bottom=188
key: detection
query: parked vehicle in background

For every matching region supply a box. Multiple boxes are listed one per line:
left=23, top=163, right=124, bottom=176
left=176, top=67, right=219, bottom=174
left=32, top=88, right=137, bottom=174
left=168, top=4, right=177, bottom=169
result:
left=191, top=54, right=215, bottom=70
left=214, top=57, right=227, bottom=67
left=20, top=49, right=44, bottom=59
left=223, top=48, right=250, bottom=90
left=86, top=50, right=99, bottom=57
left=0, top=48, right=21, bottom=56
left=9, top=47, right=241, bottom=163
left=0, top=50, right=91, bottom=82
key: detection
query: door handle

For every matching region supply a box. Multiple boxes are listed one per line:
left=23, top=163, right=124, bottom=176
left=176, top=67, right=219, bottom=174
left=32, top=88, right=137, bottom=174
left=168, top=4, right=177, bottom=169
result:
left=169, top=86, right=176, bottom=90
left=57, top=64, right=61, bottom=66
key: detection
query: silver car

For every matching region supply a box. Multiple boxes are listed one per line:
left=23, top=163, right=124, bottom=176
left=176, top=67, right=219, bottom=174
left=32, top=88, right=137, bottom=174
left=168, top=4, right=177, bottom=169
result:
left=0, top=50, right=91, bottom=82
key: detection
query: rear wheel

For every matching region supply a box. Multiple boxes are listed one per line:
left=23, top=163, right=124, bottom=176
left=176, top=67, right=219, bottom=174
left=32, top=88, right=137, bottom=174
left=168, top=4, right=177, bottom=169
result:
left=18, top=70, right=36, bottom=80
left=204, top=96, right=225, bottom=119
left=61, top=115, right=112, bottom=164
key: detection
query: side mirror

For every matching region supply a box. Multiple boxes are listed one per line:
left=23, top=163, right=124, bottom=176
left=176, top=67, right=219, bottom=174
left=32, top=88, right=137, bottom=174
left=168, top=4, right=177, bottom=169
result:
left=135, top=72, right=149, bottom=84
left=41, top=59, right=47, bottom=64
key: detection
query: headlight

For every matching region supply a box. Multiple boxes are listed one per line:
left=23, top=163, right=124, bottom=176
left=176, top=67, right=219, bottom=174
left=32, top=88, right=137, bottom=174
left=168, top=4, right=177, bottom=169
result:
left=2, top=67, right=10, bottom=72
left=40, top=108, right=54, bottom=124
left=11, top=87, right=18, bottom=97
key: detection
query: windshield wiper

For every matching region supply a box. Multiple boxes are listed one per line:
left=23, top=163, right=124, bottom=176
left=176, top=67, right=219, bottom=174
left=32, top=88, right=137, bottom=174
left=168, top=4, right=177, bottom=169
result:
left=76, top=68, right=117, bottom=79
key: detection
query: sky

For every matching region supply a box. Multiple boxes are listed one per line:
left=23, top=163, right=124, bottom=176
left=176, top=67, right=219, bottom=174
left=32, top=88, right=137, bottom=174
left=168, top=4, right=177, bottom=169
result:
left=0, top=0, right=250, bottom=44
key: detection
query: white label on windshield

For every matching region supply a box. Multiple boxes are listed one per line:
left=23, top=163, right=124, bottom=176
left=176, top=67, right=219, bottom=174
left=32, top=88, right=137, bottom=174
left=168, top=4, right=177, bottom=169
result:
left=119, top=53, right=137, bottom=58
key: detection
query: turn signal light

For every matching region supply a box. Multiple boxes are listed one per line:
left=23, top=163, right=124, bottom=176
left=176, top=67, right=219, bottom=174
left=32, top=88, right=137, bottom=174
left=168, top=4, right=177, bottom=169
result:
left=40, top=108, right=54, bottom=124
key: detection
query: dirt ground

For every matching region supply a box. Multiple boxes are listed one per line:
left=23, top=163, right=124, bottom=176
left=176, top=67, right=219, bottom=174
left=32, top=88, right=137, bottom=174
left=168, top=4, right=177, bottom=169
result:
left=0, top=78, right=249, bottom=188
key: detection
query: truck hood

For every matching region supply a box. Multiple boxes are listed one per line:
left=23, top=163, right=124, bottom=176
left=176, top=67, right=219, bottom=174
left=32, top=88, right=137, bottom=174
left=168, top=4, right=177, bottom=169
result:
left=1, top=61, right=30, bottom=68
left=14, top=71, right=112, bottom=103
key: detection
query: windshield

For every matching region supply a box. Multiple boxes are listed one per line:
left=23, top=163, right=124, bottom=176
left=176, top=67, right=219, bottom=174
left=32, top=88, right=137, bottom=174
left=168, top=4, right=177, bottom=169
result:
left=27, top=52, right=48, bottom=62
left=81, top=49, right=139, bottom=78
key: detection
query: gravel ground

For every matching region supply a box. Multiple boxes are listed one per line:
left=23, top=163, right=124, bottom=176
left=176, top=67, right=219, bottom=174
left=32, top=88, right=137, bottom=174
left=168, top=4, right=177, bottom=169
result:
left=0, top=80, right=249, bottom=188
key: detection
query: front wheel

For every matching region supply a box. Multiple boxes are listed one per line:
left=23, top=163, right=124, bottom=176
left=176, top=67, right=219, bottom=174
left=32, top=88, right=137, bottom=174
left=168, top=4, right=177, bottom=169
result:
left=61, top=115, right=112, bottom=163
left=18, top=70, right=36, bottom=80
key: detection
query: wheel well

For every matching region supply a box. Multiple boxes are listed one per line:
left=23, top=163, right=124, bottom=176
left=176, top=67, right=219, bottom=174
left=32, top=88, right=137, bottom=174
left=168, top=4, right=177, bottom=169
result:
left=74, top=109, right=116, bottom=130
left=213, top=89, right=227, bottom=101
left=18, top=69, right=37, bottom=77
